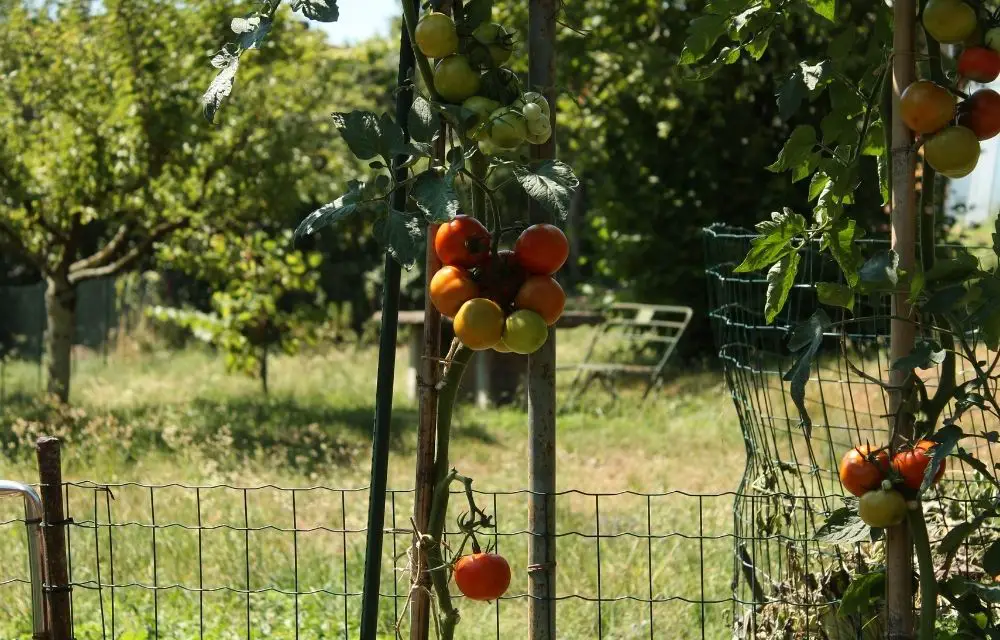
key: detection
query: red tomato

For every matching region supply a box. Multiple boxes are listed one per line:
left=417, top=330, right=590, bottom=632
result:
left=957, top=89, right=1000, bottom=140
left=892, top=440, right=946, bottom=490
left=958, top=47, right=1000, bottom=83
left=454, top=552, right=511, bottom=601
left=513, top=224, right=569, bottom=275
left=839, top=445, right=890, bottom=497
left=435, top=215, right=491, bottom=267
left=514, top=275, right=565, bottom=325
left=478, top=249, right=526, bottom=309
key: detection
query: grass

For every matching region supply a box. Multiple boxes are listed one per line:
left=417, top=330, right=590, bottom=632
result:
left=0, top=327, right=744, bottom=639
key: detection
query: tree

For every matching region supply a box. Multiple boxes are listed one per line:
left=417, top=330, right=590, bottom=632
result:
left=0, top=0, right=365, bottom=401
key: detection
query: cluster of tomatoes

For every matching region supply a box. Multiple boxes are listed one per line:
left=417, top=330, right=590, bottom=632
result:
left=430, top=215, right=568, bottom=354
left=901, top=0, right=1000, bottom=177
left=414, top=9, right=551, bottom=150
left=838, top=441, right=945, bottom=528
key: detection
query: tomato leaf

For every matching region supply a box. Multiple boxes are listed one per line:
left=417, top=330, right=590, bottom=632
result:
left=411, top=170, right=459, bottom=223
left=294, top=180, right=370, bottom=240
left=947, top=576, right=1000, bottom=604
left=838, top=570, right=884, bottom=616
left=938, top=509, right=996, bottom=557
left=680, top=14, right=728, bottom=65
left=954, top=448, right=1000, bottom=489
left=333, top=110, right=383, bottom=161
left=374, top=208, right=424, bottom=270
left=783, top=309, right=832, bottom=433
left=891, top=340, right=946, bottom=372
left=290, top=0, right=340, bottom=22
left=733, top=209, right=805, bottom=273
left=815, top=505, right=870, bottom=544
left=806, top=0, right=837, bottom=21
left=776, top=69, right=808, bottom=121
left=203, top=53, right=240, bottom=123
left=984, top=542, right=1000, bottom=578
left=767, top=125, right=817, bottom=173
left=231, top=14, right=272, bottom=51
left=816, top=282, right=854, bottom=311
left=408, top=96, right=439, bottom=143
left=460, top=0, right=493, bottom=28
left=765, top=251, right=800, bottom=324
left=922, top=425, right=963, bottom=493
left=808, top=172, right=831, bottom=202
left=824, top=218, right=863, bottom=287
left=857, top=250, right=899, bottom=291
left=513, top=160, right=579, bottom=220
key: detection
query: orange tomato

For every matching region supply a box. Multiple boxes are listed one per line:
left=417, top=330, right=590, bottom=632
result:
left=839, top=445, right=890, bottom=497
left=900, top=80, right=956, bottom=134
left=513, top=224, right=569, bottom=275
left=429, top=266, right=479, bottom=318
left=892, top=440, right=946, bottom=490
left=454, top=552, right=511, bottom=601
left=514, top=275, right=565, bottom=325
left=435, top=215, right=491, bottom=268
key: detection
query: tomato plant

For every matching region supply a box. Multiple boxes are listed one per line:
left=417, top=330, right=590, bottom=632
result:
left=416, top=12, right=459, bottom=59
left=858, top=486, right=908, bottom=528
left=514, top=223, right=570, bottom=275
left=839, top=445, right=890, bottom=497
left=454, top=552, right=512, bottom=601
left=892, top=441, right=946, bottom=491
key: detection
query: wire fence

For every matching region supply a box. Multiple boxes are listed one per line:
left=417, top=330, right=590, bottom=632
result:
left=0, top=481, right=747, bottom=639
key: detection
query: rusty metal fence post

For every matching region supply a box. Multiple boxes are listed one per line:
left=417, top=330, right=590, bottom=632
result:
left=36, top=437, right=72, bottom=640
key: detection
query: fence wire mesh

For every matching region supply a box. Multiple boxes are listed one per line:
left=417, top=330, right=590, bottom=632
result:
left=0, top=481, right=743, bottom=639
left=704, top=223, right=1000, bottom=637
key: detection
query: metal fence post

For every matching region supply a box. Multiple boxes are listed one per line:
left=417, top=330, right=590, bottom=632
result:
left=36, top=437, right=72, bottom=640
left=0, top=480, right=47, bottom=639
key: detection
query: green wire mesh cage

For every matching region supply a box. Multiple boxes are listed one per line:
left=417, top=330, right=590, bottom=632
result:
left=704, top=223, right=1000, bottom=638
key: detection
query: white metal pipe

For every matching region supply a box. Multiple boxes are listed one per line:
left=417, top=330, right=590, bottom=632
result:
left=0, top=480, right=47, bottom=639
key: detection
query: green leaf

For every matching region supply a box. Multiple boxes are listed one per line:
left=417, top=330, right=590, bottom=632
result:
left=825, top=218, right=863, bottom=287
left=828, top=30, right=855, bottom=59
left=411, top=171, right=459, bottom=223
left=513, top=160, right=580, bottom=220
left=203, top=53, right=240, bottom=123
left=290, top=0, right=340, bottom=22
left=776, top=69, right=808, bottom=121
left=800, top=61, right=832, bottom=94
left=460, top=0, right=494, bottom=28
left=858, top=250, right=899, bottom=291
left=954, top=448, right=1000, bottom=488
left=231, top=14, right=272, bottom=51
left=783, top=309, right=832, bottom=432
left=816, top=282, right=854, bottom=311
left=948, top=576, right=1000, bottom=604
left=680, top=14, right=728, bottom=65
left=993, top=215, right=1000, bottom=258
left=862, top=120, right=885, bottom=156
left=892, top=340, right=946, bottom=372
left=734, top=210, right=806, bottom=273
left=876, top=152, right=890, bottom=206
left=294, top=180, right=368, bottom=240
left=767, top=126, right=817, bottom=173
left=806, top=0, right=837, bottom=21
left=333, top=110, right=382, bottom=161
left=925, top=251, right=980, bottom=284
left=374, top=208, right=424, bottom=269
left=744, top=27, right=772, bottom=60
left=765, top=251, right=800, bottom=324
left=923, top=424, right=963, bottom=493
left=984, top=541, right=1000, bottom=577
left=839, top=571, right=884, bottom=615
left=408, top=96, right=438, bottom=143
left=808, top=172, right=831, bottom=201
left=815, top=506, right=870, bottom=544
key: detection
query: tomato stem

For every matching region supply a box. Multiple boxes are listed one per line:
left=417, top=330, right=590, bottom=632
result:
left=909, top=506, right=937, bottom=639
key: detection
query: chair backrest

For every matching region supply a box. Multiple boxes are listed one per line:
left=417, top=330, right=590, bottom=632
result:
left=580, top=303, right=694, bottom=378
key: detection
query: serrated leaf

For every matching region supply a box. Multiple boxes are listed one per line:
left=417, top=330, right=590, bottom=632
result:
left=408, top=96, right=438, bottom=143
left=411, top=171, right=459, bottom=223
left=923, top=424, right=963, bottom=493
left=783, top=309, right=832, bottom=432
left=777, top=69, right=808, bottom=121
left=745, top=27, right=771, bottom=60
left=806, top=0, right=837, bottom=21
left=765, top=251, right=800, bottom=324
left=513, top=160, right=579, bottom=220
left=735, top=211, right=805, bottom=273
left=291, top=0, right=339, bottom=22
left=680, top=14, right=728, bottom=65
left=892, top=340, right=946, bottom=372
left=374, top=209, right=424, bottom=269
left=808, top=172, right=831, bottom=202
left=954, top=449, right=1000, bottom=488
left=231, top=14, right=272, bottom=51
left=333, top=110, right=382, bottom=161
left=817, top=282, right=854, bottom=310
left=839, top=570, right=884, bottom=615
left=815, top=506, right=870, bottom=544
left=294, top=181, right=368, bottom=240
left=800, top=61, right=832, bottom=93
left=858, top=250, right=899, bottom=290
left=203, top=54, right=240, bottom=123
left=767, top=126, right=817, bottom=173
left=820, top=112, right=853, bottom=144
left=940, top=521, right=978, bottom=556
left=949, top=576, right=1000, bottom=604
left=825, top=218, right=863, bottom=287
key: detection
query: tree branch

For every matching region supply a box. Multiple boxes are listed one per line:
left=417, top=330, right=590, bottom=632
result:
left=68, top=220, right=187, bottom=283
left=0, top=217, right=48, bottom=274
left=69, top=223, right=133, bottom=274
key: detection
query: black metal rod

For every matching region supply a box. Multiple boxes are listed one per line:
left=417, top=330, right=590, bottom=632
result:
left=358, top=3, right=417, bottom=636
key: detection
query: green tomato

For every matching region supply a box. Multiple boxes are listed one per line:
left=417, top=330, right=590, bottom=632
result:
left=486, top=107, right=527, bottom=150
left=461, top=96, right=502, bottom=140
left=434, top=55, right=481, bottom=103
left=503, top=310, right=548, bottom=354
left=415, top=12, right=458, bottom=59
left=858, top=488, right=907, bottom=528
left=923, top=0, right=977, bottom=45
left=522, top=102, right=543, bottom=122
left=525, top=116, right=551, bottom=145
left=472, top=22, right=514, bottom=65
left=479, top=67, right=522, bottom=105
left=516, top=91, right=551, bottom=119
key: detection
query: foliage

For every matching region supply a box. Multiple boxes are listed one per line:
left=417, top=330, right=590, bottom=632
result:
left=149, top=230, right=325, bottom=390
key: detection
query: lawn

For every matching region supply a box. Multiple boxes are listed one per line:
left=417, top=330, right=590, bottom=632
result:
left=0, top=327, right=744, bottom=639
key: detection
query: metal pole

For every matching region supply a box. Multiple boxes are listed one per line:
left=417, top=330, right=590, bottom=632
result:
left=35, top=437, right=72, bottom=640
left=527, top=0, right=558, bottom=636
left=359, top=3, right=417, bottom=636
left=0, top=480, right=47, bottom=639
left=887, top=0, right=917, bottom=636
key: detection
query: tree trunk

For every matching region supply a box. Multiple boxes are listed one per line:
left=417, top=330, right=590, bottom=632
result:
left=44, top=277, right=77, bottom=403
left=260, top=346, right=269, bottom=395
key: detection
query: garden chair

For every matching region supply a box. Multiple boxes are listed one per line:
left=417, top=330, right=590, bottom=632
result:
left=559, top=302, right=693, bottom=407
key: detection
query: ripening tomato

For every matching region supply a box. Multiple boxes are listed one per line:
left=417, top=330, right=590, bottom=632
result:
left=924, top=126, right=981, bottom=175
left=429, top=266, right=479, bottom=318
left=514, top=275, right=565, bottom=325
left=471, top=22, right=514, bottom=66
left=492, top=336, right=512, bottom=353
left=454, top=298, right=504, bottom=350
left=503, top=310, right=549, bottom=354
left=454, top=552, right=511, bottom=601
left=478, top=249, right=526, bottom=309
left=892, top=440, right=946, bottom=490
left=858, top=487, right=908, bottom=528
left=486, top=107, right=527, bottom=150
left=839, top=445, right=890, bottom=497
left=415, top=12, right=458, bottom=59
left=900, top=80, right=956, bottom=134
left=513, top=224, right=569, bottom=275
left=923, top=0, right=978, bottom=45
left=958, top=47, right=1000, bottom=83
left=434, top=55, right=481, bottom=103
left=435, top=215, right=491, bottom=268
left=957, top=89, right=1000, bottom=140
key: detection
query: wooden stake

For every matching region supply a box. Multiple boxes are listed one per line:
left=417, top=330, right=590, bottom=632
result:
left=36, top=437, right=72, bottom=640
